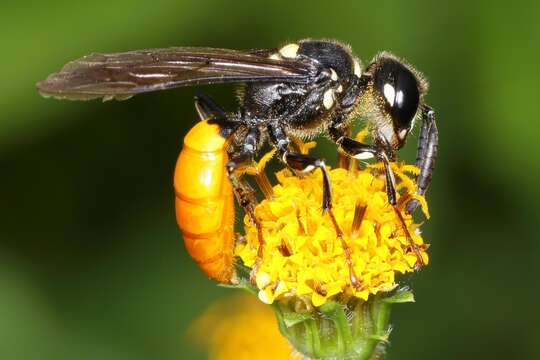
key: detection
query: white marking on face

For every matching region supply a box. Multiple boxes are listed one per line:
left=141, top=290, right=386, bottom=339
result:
left=336, top=84, right=343, bottom=93
left=279, top=43, right=299, bottom=58
left=323, top=89, right=334, bottom=109
left=353, top=152, right=375, bottom=160
left=383, top=83, right=396, bottom=106
left=399, top=129, right=408, bottom=139
left=353, top=59, right=362, bottom=77
left=330, top=68, right=338, bottom=81
left=269, top=53, right=281, bottom=60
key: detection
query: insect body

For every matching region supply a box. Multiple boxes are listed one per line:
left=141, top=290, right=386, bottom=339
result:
left=37, top=39, right=438, bottom=281
left=174, top=119, right=235, bottom=283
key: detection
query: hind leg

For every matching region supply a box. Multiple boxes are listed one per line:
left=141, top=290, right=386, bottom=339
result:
left=194, top=93, right=272, bottom=280
left=224, top=127, right=275, bottom=282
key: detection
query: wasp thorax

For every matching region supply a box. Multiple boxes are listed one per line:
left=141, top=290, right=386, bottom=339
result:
left=372, top=56, right=420, bottom=139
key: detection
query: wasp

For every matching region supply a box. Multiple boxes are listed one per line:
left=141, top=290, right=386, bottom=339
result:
left=37, top=39, right=438, bottom=284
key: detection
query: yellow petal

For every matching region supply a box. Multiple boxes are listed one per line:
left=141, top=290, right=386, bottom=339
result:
left=312, top=292, right=328, bottom=307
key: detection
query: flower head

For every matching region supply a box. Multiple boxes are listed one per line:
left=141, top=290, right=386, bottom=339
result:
left=235, top=149, right=429, bottom=307
left=192, top=132, right=434, bottom=360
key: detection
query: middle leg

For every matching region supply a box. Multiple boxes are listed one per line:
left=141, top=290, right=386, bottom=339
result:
left=267, top=123, right=363, bottom=288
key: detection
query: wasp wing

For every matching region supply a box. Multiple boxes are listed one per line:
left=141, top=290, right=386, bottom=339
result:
left=36, top=47, right=312, bottom=101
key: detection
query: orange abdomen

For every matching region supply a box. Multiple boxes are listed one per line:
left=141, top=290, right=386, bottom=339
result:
left=174, top=120, right=235, bottom=283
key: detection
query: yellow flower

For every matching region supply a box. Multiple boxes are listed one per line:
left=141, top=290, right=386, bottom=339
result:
left=235, top=154, right=429, bottom=307
left=189, top=295, right=301, bottom=360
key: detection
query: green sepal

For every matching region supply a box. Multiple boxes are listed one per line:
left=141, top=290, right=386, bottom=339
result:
left=318, top=300, right=344, bottom=316
left=382, top=289, right=415, bottom=304
left=234, top=260, right=252, bottom=280
left=368, top=334, right=390, bottom=343
left=278, top=307, right=312, bottom=327
left=217, top=261, right=257, bottom=294
left=217, top=278, right=257, bottom=294
left=282, top=311, right=311, bottom=327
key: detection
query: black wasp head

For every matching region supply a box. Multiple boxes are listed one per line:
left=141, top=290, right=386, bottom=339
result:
left=364, top=53, right=427, bottom=148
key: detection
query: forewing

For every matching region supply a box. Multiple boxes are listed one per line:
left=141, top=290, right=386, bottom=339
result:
left=36, top=47, right=312, bottom=101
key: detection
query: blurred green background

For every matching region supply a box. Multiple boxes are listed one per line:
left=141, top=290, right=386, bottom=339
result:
left=1, top=0, right=539, bottom=359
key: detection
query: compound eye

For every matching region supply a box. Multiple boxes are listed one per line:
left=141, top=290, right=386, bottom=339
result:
left=374, top=59, right=420, bottom=131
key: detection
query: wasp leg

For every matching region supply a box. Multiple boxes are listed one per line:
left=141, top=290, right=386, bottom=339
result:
left=193, top=95, right=268, bottom=280
left=379, top=152, right=425, bottom=267
left=194, top=92, right=227, bottom=122
left=194, top=94, right=266, bottom=215
left=226, top=127, right=272, bottom=283
left=406, top=105, right=439, bottom=214
left=194, top=93, right=240, bottom=139
left=227, top=151, right=265, bottom=283
left=195, top=94, right=272, bottom=203
left=326, top=206, right=362, bottom=289
left=337, top=125, right=353, bottom=170
left=268, top=123, right=364, bottom=287
left=268, top=123, right=333, bottom=212
left=227, top=153, right=265, bottom=282
left=333, top=133, right=426, bottom=268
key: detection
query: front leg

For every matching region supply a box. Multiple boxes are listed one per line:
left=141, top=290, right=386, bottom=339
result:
left=330, top=125, right=426, bottom=267
left=406, top=105, right=439, bottom=214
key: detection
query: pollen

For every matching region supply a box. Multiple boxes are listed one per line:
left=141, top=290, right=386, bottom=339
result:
left=235, top=156, right=429, bottom=307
